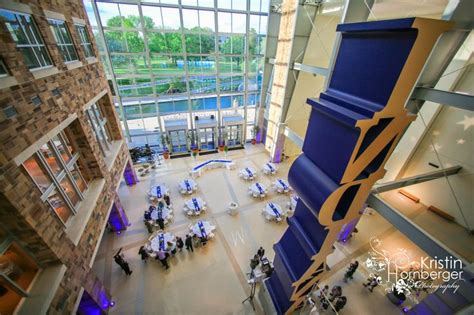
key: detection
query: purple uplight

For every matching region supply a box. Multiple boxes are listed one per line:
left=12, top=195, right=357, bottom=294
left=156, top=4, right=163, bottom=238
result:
left=402, top=307, right=409, bottom=313
left=110, top=301, right=116, bottom=307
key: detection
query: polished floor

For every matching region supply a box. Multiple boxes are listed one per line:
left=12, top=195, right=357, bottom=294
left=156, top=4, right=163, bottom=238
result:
left=92, top=145, right=428, bottom=314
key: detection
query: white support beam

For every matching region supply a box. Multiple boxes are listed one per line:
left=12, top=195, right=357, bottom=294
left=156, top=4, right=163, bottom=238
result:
left=412, top=87, right=474, bottom=112
left=372, top=165, right=462, bottom=194
left=283, top=125, right=304, bottom=148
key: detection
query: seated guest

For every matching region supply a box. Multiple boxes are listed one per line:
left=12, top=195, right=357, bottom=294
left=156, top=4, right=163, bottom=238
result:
left=157, top=217, right=165, bottom=230
left=192, top=234, right=201, bottom=248
left=144, top=211, right=151, bottom=221
left=164, top=195, right=171, bottom=206
left=165, top=241, right=174, bottom=252
left=144, top=220, right=154, bottom=233
left=158, top=201, right=165, bottom=209
left=200, top=236, right=207, bottom=246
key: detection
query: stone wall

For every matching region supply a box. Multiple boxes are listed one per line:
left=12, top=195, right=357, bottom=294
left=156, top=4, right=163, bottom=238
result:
left=0, top=0, right=130, bottom=313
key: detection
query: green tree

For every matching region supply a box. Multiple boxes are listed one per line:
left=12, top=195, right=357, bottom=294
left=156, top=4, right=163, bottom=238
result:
left=104, top=15, right=145, bottom=53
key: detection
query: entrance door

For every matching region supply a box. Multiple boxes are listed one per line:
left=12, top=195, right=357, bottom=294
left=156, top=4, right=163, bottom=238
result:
left=228, top=124, right=242, bottom=146
left=199, top=127, right=215, bottom=150
left=169, top=130, right=187, bottom=152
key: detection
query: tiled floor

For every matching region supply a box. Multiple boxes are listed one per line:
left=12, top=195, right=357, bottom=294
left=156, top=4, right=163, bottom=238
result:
left=92, top=145, right=430, bottom=314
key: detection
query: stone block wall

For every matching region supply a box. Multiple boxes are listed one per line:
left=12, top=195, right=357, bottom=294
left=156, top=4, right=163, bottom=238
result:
left=0, top=0, right=131, bottom=313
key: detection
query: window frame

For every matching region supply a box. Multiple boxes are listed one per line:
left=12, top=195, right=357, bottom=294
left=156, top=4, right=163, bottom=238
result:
left=0, top=9, right=53, bottom=70
left=75, top=24, right=95, bottom=58
left=47, top=18, right=79, bottom=63
left=22, top=132, right=88, bottom=225
left=86, top=103, right=113, bottom=156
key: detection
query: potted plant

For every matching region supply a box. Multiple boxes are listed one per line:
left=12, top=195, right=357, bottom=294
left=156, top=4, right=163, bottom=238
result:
left=163, top=147, right=170, bottom=159
left=218, top=139, right=225, bottom=151
left=191, top=143, right=199, bottom=154
left=192, top=150, right=198, bottom=160
left=224, top=145, right=229, bottom=156
left=251, top=126, right=260, bottom=145
left=161, top=134, right=171, bottom=159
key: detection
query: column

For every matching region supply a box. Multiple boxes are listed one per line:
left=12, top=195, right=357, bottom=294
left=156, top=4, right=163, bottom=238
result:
left=107, top=193, right=130, bottom=232
left=123, top=160, right=138, bottom=186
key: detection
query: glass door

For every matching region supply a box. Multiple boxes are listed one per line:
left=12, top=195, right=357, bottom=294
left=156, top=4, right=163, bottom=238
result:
left=169, top=130, right=187, bottom=152
left=199, top=127, right=215, bottom=150
left=228, top=124, right=242, bottom=146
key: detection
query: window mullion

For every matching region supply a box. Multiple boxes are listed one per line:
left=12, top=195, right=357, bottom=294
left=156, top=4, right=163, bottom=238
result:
left=49, top=141, right=84, bottom=200
left=16, top=15, right=42, bottom=67
left=0, top=273, right=28, bottom=298
left=36, top=152, right=76, bottom=215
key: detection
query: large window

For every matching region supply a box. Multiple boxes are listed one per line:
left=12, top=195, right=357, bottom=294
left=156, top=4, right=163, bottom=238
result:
left=86, top=103, right=112, bottom=155
left=75, top=24, right=95, bottom=58
left=48, top=19, right=78, bottom=63
left=87, top=1, right=269, bottom=146
left=22, top=131, right=88, bottom=224
left=0, top=9, right=53, bottom=69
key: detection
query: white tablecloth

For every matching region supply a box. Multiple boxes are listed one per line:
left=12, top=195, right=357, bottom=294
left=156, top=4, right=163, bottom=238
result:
left=274, top=179, right=290, bottom=193
left=184, top=197, right=207, bottom=214
left=263, top=163, right=277, bottom=175
left=148, top=232, right=176, bottom=253
left=264, top=203, right=286, bottom=219
left=148, top=185, right=170, bottom=200
left=191, top=221, right=215, bottom=238
left=249, top=182, right=267, bottom=198
left=240, top=167, right=256, bottom=180
left=179, top=179, right=197, bottom=194
left=149, top=206, right=172, bottom=222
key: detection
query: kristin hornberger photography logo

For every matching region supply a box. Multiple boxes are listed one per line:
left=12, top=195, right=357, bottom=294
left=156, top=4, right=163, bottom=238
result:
left=364, top=237, right=465, bottom=300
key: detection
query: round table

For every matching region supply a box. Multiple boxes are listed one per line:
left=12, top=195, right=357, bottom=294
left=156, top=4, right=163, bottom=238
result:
left=148, top=205, right=172, bottom=225
left=191, top=221, right=215, bottom=238
left=179, top=179, right=197, bottom=195
left=240, top=167, right=257, bottom=180
left=184, top=197, right=207, bottom=216
left=148, top=232, right=176, bottom=253
left=274, top=179, right=290, bottom=194
left=148, top=185, right=170, bottom=201
left=263, top=202, right=287, bottom=221
left=248, top=182, right=267, bottom=198
left=263, top=162, right=277, bottom=175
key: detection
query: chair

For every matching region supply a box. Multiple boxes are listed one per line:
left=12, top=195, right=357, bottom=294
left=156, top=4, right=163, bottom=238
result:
left=187, top=211, right=193, bottom=216
left=253, top=193, right=258, bottom=198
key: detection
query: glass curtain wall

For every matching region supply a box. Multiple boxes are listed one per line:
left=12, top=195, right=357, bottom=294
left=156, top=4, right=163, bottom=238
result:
left=83, top=0, right=269, bottom=148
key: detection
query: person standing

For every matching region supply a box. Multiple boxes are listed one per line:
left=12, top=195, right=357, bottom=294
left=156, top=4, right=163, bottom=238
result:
left=185, top=234, right=193, bottom=252
left=114, top=248, right=132, bottom=275
left=144, top=220, right=154, bottom=233
left=156, top=250, right=170, bottom=269
left=257, top=246, right=265, bottom=259
left=138, top=246, right=149, bottom=263
left=176, top=236, right=184, bottom=252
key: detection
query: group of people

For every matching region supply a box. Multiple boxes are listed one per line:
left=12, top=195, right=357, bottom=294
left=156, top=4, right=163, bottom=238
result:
left=363, top=274, right=382, bottom=292
left=317, top=285, right=347, bottom=312
left=184, top=233, right=208, bottom=252
left=144, top=197, right=172, bottom=233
